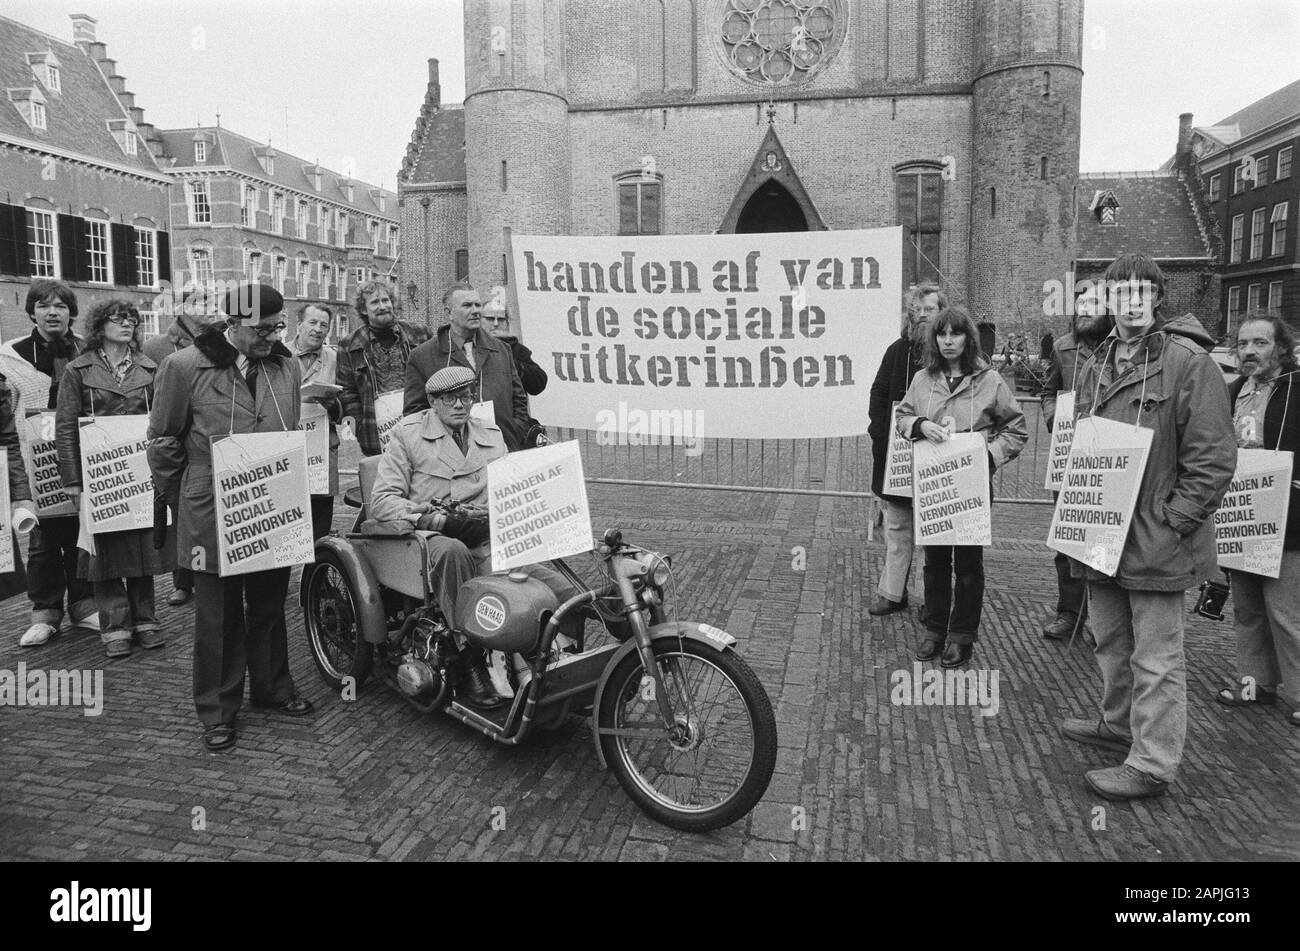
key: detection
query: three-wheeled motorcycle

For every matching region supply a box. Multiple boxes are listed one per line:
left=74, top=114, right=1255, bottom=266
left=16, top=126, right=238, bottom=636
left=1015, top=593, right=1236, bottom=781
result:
left=303, top=456, right=777, bottom=831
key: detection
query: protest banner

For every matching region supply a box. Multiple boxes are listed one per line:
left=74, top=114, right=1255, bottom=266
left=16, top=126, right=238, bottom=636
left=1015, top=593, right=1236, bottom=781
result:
left=78, top=415, right=152, bottom=534
left=1046, top=415, right=1153, bottom=576
left=1215, top=448, right=1293, bottom=578
left=1044, top=391, right=1077, bottom=491
left=511, top=229, right=901, bottom=440
left=300, top=402, right=330, bottom=495
left=0, top=466, right=12, bottom=574
left=212, top=431, right=313, bottom=577
left=487, top=440, right=593, bottom=572
left=912, top=434, right=991, bottom=546
left=883, top=402, right=913, bottom=497
left=375, top=390, right=404, bottom=450
left=21, top=411, right=76, bottom=517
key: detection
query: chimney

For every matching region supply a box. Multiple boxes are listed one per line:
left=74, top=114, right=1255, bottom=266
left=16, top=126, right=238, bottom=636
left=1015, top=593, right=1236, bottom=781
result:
left=427, top=58, right=441, bottom=108
left=1175, top=112, right=1194, bottom=173
left=70, top=13, right=97, bottom=45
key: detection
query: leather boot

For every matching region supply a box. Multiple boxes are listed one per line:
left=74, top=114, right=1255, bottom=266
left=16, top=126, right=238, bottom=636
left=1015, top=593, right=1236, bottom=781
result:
left=456, top=646, right=506, bottom=710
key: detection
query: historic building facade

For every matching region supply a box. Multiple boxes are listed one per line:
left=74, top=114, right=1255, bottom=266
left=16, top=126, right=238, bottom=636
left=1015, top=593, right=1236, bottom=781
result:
left=0, top=13, right=173, bottom=341
left=400, top=0, right=1085, bottom=339
left=159, top=127, right=400, bottom=341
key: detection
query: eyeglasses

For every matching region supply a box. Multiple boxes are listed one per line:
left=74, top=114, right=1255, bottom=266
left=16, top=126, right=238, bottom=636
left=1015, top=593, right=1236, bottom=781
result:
left=106, top=314, right=141, bottom=328
left=437, top=390, right=478, bottom=407
left=483, top=316, right=509, bottom=325
left=249, top=322, right=287, bottom=339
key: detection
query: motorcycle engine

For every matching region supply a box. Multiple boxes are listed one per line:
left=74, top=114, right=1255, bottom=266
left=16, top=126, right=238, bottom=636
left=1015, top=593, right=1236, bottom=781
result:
left=396, top=617, right=448, bottom=706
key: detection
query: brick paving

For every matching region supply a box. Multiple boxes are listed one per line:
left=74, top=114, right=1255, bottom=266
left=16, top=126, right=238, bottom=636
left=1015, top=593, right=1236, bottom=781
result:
left=1, top=486, right=1297, bottom=862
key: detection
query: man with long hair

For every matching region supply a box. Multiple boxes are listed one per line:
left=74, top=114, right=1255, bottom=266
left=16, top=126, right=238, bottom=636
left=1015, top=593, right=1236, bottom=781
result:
left=1217, top=311, right=1300, bottom=729
left=1061, top=254, right=1235, bottom=800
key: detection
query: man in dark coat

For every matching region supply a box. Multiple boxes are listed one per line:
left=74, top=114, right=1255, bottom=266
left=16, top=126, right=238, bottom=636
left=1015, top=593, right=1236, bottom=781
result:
left=148, top=283, right=313, bottom=752
left=483, top=285, right=548, bottom=396
left=0, top=280, right=97, bottom=646
left=403, top=283, right=531, bottom=450
left=1038, top=283, right=1113, bottom=640
left=866, top=283, right=943, bottom=615
left=336, top=281, right=430, bottom=456
left=1218, top=312, right=1300, bottom=728
left=141, top=285, right=223, bottom=606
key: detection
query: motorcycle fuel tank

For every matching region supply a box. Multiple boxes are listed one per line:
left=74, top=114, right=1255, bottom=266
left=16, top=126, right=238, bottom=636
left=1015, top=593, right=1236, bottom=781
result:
left=456, top=572, right=559, bottom=654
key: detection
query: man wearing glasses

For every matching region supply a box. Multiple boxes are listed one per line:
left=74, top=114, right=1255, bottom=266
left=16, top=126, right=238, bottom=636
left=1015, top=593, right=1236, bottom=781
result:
left=149, top=283, right=314, bottom=752
left=481, top=285, right=548, bottom=397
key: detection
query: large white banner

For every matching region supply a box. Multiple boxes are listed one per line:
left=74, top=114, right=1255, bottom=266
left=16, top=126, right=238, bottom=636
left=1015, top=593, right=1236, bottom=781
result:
left=512, top=229, right=902, bottom=440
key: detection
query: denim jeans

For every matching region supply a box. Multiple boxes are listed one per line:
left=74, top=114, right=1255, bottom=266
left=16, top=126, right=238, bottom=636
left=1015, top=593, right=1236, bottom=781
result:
left=27, top=515, right=95, bottom=627
left=877, top=498, right=915, bottom=604
left=923, top=545, right=985, bottom=644
left=94, top=576, right=158, bottom=642
left=1230, top=553, right=1300, bottom=706
left=1089, top=583, right=1187, bottom=782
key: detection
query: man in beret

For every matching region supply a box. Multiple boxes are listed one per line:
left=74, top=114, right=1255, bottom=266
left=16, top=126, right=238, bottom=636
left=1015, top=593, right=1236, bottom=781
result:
left=148, top=282, right=314, bottom=752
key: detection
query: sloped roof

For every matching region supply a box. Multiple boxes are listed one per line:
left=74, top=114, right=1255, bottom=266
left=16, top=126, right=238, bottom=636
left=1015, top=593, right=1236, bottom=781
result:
left=1210, top=78, right=1300, bottom=142
left=0, top=14, right=164, bottom=176
left=158, top=126, right=399, bottom=220
left=404, top=105, right=465, bottom=184
left=1076, top=173, right=1211, bottom=261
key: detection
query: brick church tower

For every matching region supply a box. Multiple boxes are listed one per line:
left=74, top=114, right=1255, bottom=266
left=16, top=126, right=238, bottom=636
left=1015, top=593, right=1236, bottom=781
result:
left=463, top=0, right=572, bottom=286
left=968, top=0, right=1084, bottom=328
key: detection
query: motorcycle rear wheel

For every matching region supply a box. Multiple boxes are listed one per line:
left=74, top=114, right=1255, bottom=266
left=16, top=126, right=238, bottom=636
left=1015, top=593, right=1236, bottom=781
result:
left=597, top=639, right=776, bottom=832
left=304, top=548, right=372, bottom=691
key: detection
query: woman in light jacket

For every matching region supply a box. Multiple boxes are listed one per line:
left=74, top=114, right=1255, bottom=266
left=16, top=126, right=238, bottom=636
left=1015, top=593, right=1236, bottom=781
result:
left=56, top=300, right=173, bottom=658
left=896, top=306, right=1027, bottom=668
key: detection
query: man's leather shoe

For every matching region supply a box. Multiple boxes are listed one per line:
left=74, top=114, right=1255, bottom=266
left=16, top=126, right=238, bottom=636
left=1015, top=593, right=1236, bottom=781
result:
left=940, top=642, right=973, bottom=668
left=168, top=588, right=192, bottom=607
left=868, top=595, right=908, bottom=616
left=1085, top=764, right=1168, bottom=801
left=1061, top=717, right=1131, bottom=754
left=459, top=649, right=506, bottom=710
left=914, top=637, right=944, bottom=662
left=254, top=695, right=314, bottom=717
left=1042, top=614, right=1079, bottom=640
left=202, top=723, right=237, bottom=752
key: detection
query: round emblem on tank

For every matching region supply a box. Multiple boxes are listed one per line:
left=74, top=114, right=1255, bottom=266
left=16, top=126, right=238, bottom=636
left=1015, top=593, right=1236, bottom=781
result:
left=712, top=0, right=848, bottom=87
left=474, top=595, right=507, bottom=632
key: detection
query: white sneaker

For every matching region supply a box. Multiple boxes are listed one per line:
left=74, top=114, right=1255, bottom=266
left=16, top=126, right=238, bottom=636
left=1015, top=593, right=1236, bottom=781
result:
left=20, top=623, right=58, bottom=647
left=486, top=650, right=515, bottom=699
left=71, top=614, right=101, bottom=633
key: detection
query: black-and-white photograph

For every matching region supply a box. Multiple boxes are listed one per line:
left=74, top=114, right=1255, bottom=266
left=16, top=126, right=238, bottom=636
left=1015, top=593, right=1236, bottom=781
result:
left=0, top=0, right=1295, bottom=899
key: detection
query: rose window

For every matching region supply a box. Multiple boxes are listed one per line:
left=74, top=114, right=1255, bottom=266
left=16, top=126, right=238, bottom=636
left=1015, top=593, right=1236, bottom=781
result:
left=717, top=0, right=848, bottom=86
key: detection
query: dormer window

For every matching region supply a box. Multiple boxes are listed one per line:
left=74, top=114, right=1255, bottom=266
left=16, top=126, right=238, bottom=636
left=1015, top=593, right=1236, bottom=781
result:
left=267, top=156, right=275, bottom=175
left=106, top=119, right=138, bottom=156
left=27, top=52, right=61, bottom=94
left=45, top=65, right=60, bottom=93
left=9, top=87, right=48, bottom=132
left=1090, top=189, right=1120, bottom=227
left=123, top=131, right=138, bottom=155
left=195, top=140, right=207, bottom=163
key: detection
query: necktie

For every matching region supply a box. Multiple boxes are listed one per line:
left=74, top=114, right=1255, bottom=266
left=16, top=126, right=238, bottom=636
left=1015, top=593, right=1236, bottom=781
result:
left=246, top=361, right=259, bottom=399
left=453, top=426, right=467, bottom=455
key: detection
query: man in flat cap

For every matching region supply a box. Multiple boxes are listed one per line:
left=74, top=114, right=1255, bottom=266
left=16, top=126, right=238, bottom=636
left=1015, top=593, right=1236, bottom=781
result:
left=148, top=282, right=314, bottom=752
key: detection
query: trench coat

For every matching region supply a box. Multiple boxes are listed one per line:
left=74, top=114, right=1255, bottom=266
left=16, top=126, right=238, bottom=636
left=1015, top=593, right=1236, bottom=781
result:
left=896, top=362, right=1028, bottom=472
left=56, top=349, right=173, bottom=582
left=293, top=342, right=342, bottom=497
left=147, top=331, right=302, bottom=575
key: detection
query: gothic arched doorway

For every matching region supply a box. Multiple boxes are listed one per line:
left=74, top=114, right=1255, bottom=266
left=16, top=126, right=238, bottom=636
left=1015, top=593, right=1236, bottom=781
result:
left=735, top=180, right=809, bottom=233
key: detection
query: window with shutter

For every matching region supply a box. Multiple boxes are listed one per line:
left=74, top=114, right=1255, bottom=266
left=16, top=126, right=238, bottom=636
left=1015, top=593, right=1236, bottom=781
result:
left=618, top=184, right=639, bottom=235
left=0, top=204, right=29, bottom=276
left=111, top=222, right=135, bottom=286
left=54, top=213, right=78, bottom=280
left=895, top=166, right=943, bottom=288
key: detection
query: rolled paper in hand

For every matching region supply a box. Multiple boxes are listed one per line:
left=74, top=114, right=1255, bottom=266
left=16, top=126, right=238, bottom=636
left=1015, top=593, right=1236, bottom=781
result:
left=12, top=503, right=38, bottom=535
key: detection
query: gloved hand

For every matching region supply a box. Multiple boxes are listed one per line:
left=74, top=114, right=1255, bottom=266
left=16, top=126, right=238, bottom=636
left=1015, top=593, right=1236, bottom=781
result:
left=417, top=508, right=490, bottom=547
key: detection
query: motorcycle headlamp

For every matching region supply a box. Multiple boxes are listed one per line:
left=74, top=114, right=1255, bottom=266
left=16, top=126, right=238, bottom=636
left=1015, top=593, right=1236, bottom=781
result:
left=648, top=554, right=671, bottom=588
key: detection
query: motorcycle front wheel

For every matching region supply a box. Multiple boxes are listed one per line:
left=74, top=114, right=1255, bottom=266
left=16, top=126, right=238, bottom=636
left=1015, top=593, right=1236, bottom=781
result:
left=596, top=639, right=776, bottom=832
left=304, top=548, right=372, bottom=691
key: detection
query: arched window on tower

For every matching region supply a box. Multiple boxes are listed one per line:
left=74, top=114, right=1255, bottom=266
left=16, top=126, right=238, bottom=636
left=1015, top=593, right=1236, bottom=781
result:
left=990, top=186, right=997, bottom=218
left=1043, top=71, right=1050, bottom=98
left=1040, top=156, right=1049, bottom=181
left=615, top=170, right=663, bottom=235
left=894, top=162, right=944, bottom=288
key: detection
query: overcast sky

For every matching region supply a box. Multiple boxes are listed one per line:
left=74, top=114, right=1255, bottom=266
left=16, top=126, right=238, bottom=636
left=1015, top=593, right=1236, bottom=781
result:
left=3, top=0, right=1296, bottom=186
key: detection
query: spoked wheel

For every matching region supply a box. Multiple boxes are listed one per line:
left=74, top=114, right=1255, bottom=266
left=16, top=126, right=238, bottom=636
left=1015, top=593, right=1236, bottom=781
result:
left=597, top=639, right=776, bottom=832
left=304, top=549, right=372, bottom=691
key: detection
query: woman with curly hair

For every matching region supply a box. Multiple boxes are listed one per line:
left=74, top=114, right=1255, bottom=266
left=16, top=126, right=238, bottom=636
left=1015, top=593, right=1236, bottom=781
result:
left=55, top=299, right=173, bottom=658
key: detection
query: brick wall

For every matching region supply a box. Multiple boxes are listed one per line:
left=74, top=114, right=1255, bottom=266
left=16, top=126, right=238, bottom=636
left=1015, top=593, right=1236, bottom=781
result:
left=400, top=189, right=469, bottom=329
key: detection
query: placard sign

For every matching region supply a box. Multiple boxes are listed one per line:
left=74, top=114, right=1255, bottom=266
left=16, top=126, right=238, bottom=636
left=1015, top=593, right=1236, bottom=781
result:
left=883, top=402, right=913, bottom=497
left=78, top=415, right=153, bottom=534
left=912, top=433, right=991, bottom=546
left=300, top=402, right=330, bottom=495
left=212, top=431, right=313, bottom=577
left=1046, top=416, right=1153, bottom=576
left=0, top=467, right=12, bottom=574
left=1215, top=448, right=1293, bottom=578
left=375, top=390, right=404, bottom=451
left=22, top=410, right=76, bottom=517
left=1044, top=391, right=1077, bottom=491
left=487, top=440, right=593, bottom=572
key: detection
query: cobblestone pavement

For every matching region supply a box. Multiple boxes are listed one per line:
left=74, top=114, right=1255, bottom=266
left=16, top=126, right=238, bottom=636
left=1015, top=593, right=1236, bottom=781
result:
left=1, top=486, right=1297, bottom=862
